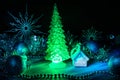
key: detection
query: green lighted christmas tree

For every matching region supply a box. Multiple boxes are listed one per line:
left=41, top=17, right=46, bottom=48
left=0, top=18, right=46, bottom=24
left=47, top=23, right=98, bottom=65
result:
left=45, top=3, right=70, bottom=64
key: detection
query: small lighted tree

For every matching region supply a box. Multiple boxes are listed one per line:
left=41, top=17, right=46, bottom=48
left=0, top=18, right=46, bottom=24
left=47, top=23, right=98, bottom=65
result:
left=45, top=3, right=70, bottom=66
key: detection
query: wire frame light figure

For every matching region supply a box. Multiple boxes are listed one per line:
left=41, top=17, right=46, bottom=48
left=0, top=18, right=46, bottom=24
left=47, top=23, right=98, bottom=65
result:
left=8, top=5, right=44, bottom=42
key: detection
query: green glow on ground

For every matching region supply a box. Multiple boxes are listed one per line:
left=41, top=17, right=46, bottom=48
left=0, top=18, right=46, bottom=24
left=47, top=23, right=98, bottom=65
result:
left=49, top=62, right=66, bottom=69
left=21, top=60, right=108, bottom=76
left=21, top=61, right=67, bottom=75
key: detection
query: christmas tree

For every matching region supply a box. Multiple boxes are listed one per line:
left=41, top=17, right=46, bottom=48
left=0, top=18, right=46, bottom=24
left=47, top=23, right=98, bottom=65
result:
left=45, top=3, right=70, bottom=63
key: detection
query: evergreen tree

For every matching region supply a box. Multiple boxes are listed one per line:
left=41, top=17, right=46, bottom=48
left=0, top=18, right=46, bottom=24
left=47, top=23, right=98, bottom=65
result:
left=45, top=3, right=70, bottom=63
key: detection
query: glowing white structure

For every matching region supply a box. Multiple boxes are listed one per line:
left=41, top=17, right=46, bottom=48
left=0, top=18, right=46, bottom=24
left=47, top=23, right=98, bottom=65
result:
left=71, top=43, right=89, bottom=67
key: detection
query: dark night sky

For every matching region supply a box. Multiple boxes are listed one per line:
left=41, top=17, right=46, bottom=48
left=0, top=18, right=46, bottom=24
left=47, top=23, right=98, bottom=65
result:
left=0, top=0, right=120, bottom=36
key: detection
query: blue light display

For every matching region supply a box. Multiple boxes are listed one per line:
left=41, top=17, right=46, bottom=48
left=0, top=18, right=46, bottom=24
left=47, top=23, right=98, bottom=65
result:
left=86, top=41, right=99, bottom=53
left=16, top=42, right=28, bottom=55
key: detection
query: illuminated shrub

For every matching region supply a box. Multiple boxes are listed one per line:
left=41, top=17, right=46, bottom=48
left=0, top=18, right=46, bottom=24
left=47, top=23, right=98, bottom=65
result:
left=65, top=31, right=78, bottom=54
left=83, top=41, right=109, bottom=62
left=96, top=47, right=109, bottom=61
left=0, top=33, right=15, bottom=56
left=28, top=35, right=47, bottom=55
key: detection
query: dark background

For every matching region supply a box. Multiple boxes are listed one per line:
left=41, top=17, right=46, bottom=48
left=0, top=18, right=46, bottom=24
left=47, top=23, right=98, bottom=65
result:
left=0, top=0, right=120, bottom=36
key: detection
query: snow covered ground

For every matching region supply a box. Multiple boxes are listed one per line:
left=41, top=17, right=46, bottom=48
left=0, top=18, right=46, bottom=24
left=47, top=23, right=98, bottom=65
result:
left=22, top=60, right=109, bottom=76
left=2, top=59, right=119, bottom=80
